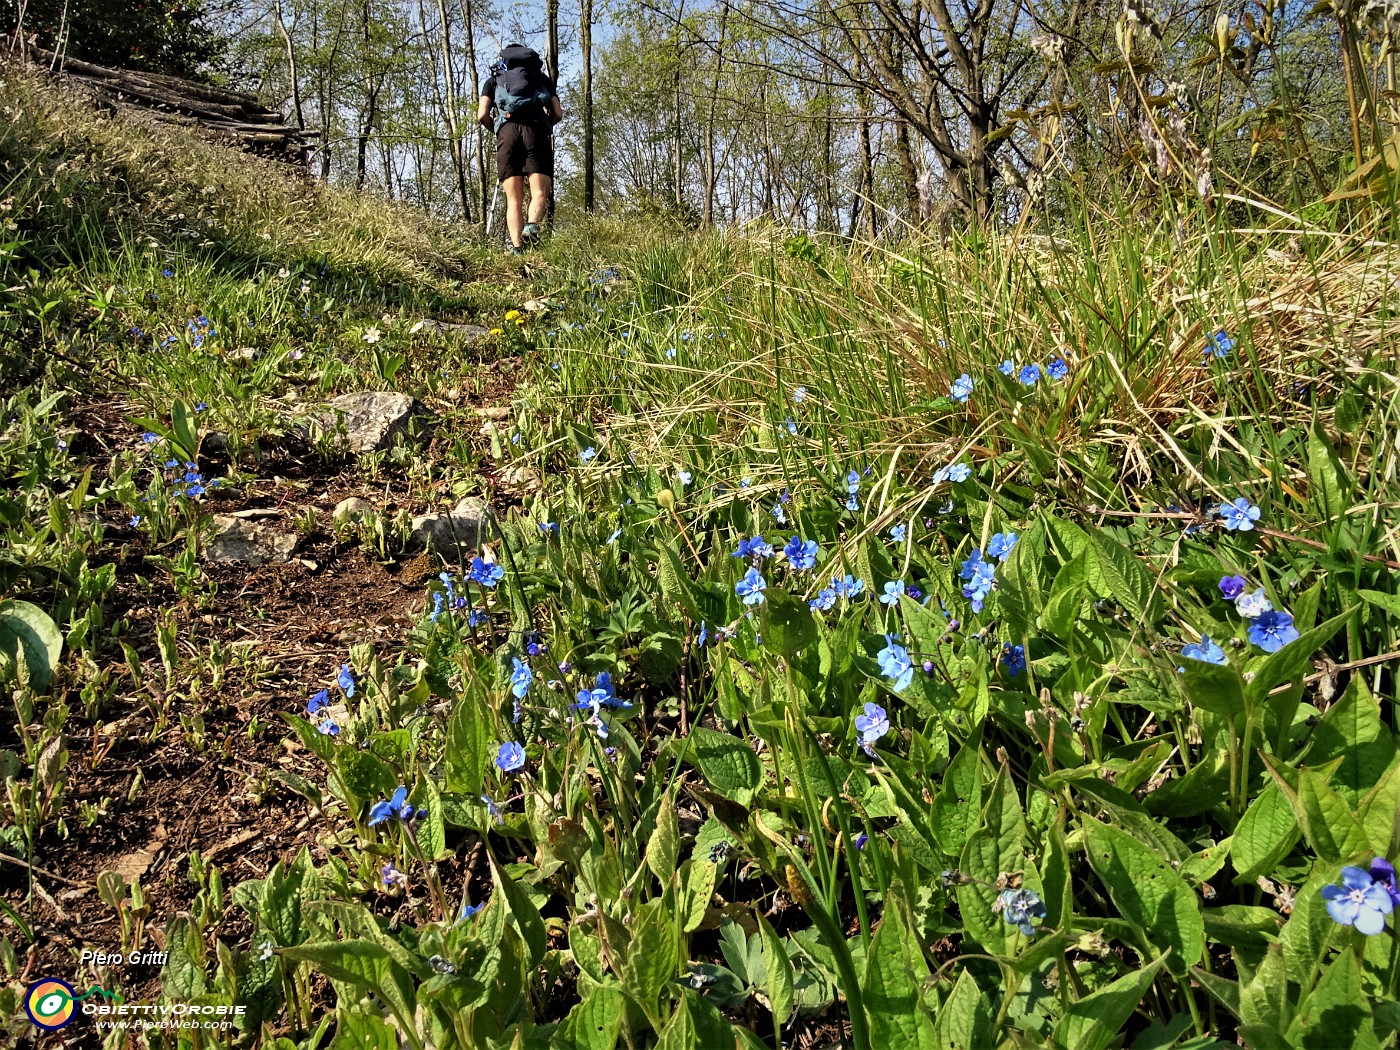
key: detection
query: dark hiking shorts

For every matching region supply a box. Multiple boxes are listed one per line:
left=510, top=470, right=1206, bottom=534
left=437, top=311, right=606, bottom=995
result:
left=496, top=122, right=554, bottom=182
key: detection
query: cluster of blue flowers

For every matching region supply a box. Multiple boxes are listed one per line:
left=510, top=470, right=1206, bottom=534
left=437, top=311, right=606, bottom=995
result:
left=994, top=358, right=1069, bottom=386
left=368, top=785, right=426, bottom=826
left=810, top=574, right=865, bottom=612
left=1204, top=329, right=1235, bottom=359
left=876, top=636, right=914, bottom=693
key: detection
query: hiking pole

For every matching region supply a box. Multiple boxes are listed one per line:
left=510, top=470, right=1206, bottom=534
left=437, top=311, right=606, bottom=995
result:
left=485, top=180, right=501, bottom=240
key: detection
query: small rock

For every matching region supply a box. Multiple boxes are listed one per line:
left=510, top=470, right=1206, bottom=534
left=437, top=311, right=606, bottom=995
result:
left=409, top=497, right=490, bottom=554
left=333, top=496, right=375, bottom=522
left=415, top=320, right=491, bottom=343
left=500, top=464, right=541, bottom=492
left=204, top=515, right=297, bottom=565
left=230, top=508, right=280, bottom=520
left=523, top=298, right=549, bottom=312
left=307, top=391, right=418, bottom=453
left=234, top=347, right=260, bottom=361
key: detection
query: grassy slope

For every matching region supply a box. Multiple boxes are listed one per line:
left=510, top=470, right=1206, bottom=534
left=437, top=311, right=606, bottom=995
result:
left=3, top=63, right=1400, bottom=1048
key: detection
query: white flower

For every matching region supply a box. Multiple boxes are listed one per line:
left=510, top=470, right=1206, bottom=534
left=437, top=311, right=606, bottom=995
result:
left=363, top=328, right=382, bottom=344
left=1235, top=588, right=1273, bottom=619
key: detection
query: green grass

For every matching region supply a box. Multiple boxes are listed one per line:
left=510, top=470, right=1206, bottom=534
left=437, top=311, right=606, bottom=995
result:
left=3, top=67, right=1400, bottom=1050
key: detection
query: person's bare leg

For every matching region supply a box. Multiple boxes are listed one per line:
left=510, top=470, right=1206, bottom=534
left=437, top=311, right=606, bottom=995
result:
left=527, top=173, right=553, bottom=227
left=503, top=177, right=526, bottom=248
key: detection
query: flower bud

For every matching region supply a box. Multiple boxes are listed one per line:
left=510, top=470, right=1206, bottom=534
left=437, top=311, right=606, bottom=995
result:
left=657, top=488, right=676, bottom=509
left=1215, top=13, right=1230, bottom=55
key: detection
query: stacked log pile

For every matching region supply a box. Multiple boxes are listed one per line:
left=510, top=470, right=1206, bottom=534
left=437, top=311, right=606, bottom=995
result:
left=17, top=46, right=314, bottom=166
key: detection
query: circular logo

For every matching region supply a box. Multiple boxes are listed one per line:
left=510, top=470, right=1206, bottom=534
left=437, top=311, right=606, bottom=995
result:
left=24, top=978, right=77, bottom=1031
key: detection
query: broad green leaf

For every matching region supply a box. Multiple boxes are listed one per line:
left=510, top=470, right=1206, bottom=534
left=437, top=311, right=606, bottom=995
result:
left=624, top=901, right=678, bottom=1025
left=336, top=749, right=395, bottom=809
left=1294, top=768, right=1372, bottom=861
left=282, top=940, right=417, bottom=1037
left=161, top=917, right=206, bottom=999
left=490, top=854, right=547, bottom=968
left=863, top=896, right=936, bottom=1048
left=688, top=726, right=762, bottom=801
left=1231, top=781, right=1301, bottom=883
left=647, top=794, right=680, bottom=882
left=280, top=712, right=337, bottom=766
left=1179, top=658, right=1246, bottom=719
left=419, top=777, right=447, bottom=861
left=1308, top=677, right=1395, bottom=802
left=758, top=915, right=794, bottom=1026
left=0, top=599, right=63, bottom=691
left=445, top=693, right=489, bottom=796
left=1288, top=951, right=1379, bottom=1050
left=564, top=983, right=624, bottom=1050
left=1082, top=816, right=1203, bottom=974
left=930, top=969, right=994, bottom=1050
left=677, top=859, right=716, bottom=933
left=1240, top=943, right=1288, bottom=1029
left=933, top=740, right=983, bottom=855
left=1052, top=953, right=1166, bottom=1050
left=1359, top=757, right=1400, bottom=858
left=1040, top=549, right=1089, bottom=641
left=1279, top=874, right=1335, bottom=987
left=757, top=588, right=818, bottom=657
left=330, top=1009, right=399, bottom=1050
left=1088, top=529, right=1158, bottom=623
left=958, top=764, right=1029, bottom=955
left=680, top=989, right=742, bottom=1048
left=1307, top=422, right=1348, bottom=527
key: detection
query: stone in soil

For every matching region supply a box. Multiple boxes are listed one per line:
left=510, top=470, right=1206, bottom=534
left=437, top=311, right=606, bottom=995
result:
left=204, top=515, right=298, bottom=565
left=415, top=320, right=491, bottom=343
left=333, top=496, right=376, bottom=522
left=409, top=497, right=490, bottom=554
left=307, top=391, right=418, bottom=453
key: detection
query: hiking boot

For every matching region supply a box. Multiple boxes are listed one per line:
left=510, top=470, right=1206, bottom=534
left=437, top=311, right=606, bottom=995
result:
left=522, top=223, right=542, bottom=245
left=507, top=244, right=525, bottom=257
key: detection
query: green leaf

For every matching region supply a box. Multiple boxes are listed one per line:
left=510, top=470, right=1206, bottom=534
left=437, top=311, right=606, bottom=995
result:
left=1288, top=951, right=1378, bottom=1050
left=758, top=588, right=818, bottom=657
left=688, top=726, right=762, bottom=802
left=419, top=778, right=447, bottom=861
left=647, top=793, right=680, bottom=882
left=933, top=740, right=983, bottom=855
left=445, top=693, right=490, bottom=796
left=1308, top=677, right=1395, bottom=802
left=677, top=859, right=716, bottom=933
left=161, top=917, right=206, bottom=999
left=1040, top=549, right=1089, bottom=641
left=1279, top=873, right=1335, bottom=987
left=1240, top=943, right=1288, bottom=1029
left=490, top=854, right=547, bottom=968
left=281, top=940, right=418, bottom=1040
left=1307, top=422, right=1348, bottom=528
left=1052, top=953, right=1166, bottom=1050
left=562, top=981, right=624, bottom=1050
left=930, top=969, right=994, bottom=1050
left=280, top=713, right=337, bottom=766
left=1179, top=658, right=1246, bottom=719
left=0, top=599, right=63, bottom=691
left=958, top=764, right=1029, bottom=956
left=758, top=914, right=794, bottom=1026
left=336, top=749, right=395, bottom=809
left=1294, top=768, right=1372, bottom=861
left=862, top=896, right=936, bottom=1048
left=624, top=901, right=678, bottom=1026
left=330, top=1008, right=399, bottom=1050
left=1082, top=816, right=1203, bottom=974
left=1231, top=780, right=1301, bottom=883
left=1087, top=529, right=1158, bottom=623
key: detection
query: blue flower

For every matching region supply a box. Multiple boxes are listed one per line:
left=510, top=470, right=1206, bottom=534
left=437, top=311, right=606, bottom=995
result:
left=306, top=689, right=330, bottom=716
left=1182, top=635, right=1227, bottom=665
left=880, top=580, right=906, bottom=605
left=468, top=556, right=505, bottom=587
left=845, top=494, right=860, bottom=511
left=998, top=360, right=1015, bottom=376
left=772, top=502, right=787, bottom=525
left=784, top=536, right=819, bottom=570
left=1219, top=575, right=1247, bottom=600
left=782, top=418, right=797, bottom=435
left=579, top=446, right=597, bottom=463
left=1018, top=364, right=1041, bottom=386
left=733, top=535, right=775, bottom=560
left=368, top=785, right=417, bottom=826
left=1205, top=329, right=1235, bottom=359
left=1370, top=858, right=1400, bottom=907
left=572, top=672, right=628, bottom=710
left=382, top=862, right=407, bottom=888
left=510, top=658, right=533, bottom=698
left=1322, top=866, right=1394, bottom=935
left=317, top=718, right=340, bottom=736
left=459, top=901, right=484, bottom=921
left=1248, top=610, right=1299, bottom=653
left=833, top=574, right=865, bottom=598
left=960, top=550, right=996, bottom=612
left=793, top=386, right=808, bottom=403
left=846, top=470, right=861, bottom=494
left=736, top=567, right=767, bottom=605
left=666, top=347, right=677, bottom=359
left=607, top=528, right=622, bottom=544
left=740, top=477, right=752, bottom=489
left=496, top=741, right=526, bottom=773
left=128, top=515, right=142, bottom=527
left=1235, top=588, right=1273, bottom=619
left=950, top=373, right=974, bottom=402
left=987, top=532, right=1018, bottom=562
left=1000, top=643, right=1027, bottom=676
left=698, top=622, right=709, bottom=647
left=1047, top=358, right=1069, bottom=380
left=810, top=588, right=837, bottom=611
left=876, top=637, right=914, bottom=692
left=337, top=664, right=356, bottom=698
left=854, top=833, right=869, bottom=850
left=142, top=431, right=160, bottom=444
left=468, top=609, right=490, bottom=628
left=853, top=701, right=890, bottom=752
left=998, top=888, right=1047, bottom=936
left=933, top=462, right=971, bottom=485
left=1219, top=497, right=1261, bottom=531
left=481, top=793, right=504, bottom=826
left=889, top=524, right=907, bottom=543
left=677, top=470, right=692, bottom=486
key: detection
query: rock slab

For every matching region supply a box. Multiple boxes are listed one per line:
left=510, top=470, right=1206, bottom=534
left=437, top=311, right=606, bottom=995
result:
left=309, top=392, right=417, bottom=453
left=409, top=497, right=490, bottom=554
left=205, top=515, right=297, bottom=565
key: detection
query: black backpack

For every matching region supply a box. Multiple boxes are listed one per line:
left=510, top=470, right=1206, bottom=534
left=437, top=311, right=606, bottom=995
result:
left=493, top=46, right=552, bottom=128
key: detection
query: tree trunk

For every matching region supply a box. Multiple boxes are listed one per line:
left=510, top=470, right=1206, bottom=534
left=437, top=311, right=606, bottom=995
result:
left=545, top=0, right=560, bottom=83
left=274, top=0, right=305, bottom=130
left=580, top=0, right=594, bottom=210
left=430, top=0, right=472, bottom=222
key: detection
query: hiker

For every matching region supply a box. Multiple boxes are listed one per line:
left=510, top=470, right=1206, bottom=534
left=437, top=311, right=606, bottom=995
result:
left=477, top=44, right=563, bottom=255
